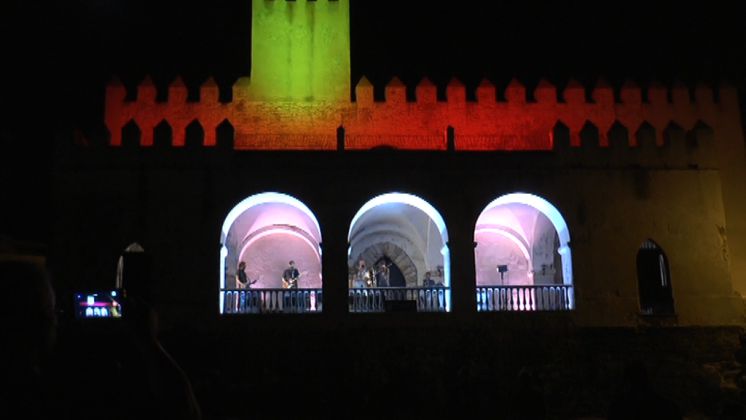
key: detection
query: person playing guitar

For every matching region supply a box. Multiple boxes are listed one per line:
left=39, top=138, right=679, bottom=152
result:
left=236, top=261, right=258, bottom=289
left=281, top=260, right=301, bottom=289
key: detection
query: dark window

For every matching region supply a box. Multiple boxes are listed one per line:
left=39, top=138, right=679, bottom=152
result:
left=637, top=239, right=674, bottom=315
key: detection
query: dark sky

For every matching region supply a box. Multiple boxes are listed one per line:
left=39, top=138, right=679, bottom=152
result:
left=0, top=1, right=745, bottom=244
left=2, top=0, right=745, bottom=134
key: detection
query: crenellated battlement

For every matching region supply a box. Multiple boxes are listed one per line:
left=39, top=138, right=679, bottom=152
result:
left=104, top=74, right=738, bottom=166
left=102, top=0, right=742, bottom=167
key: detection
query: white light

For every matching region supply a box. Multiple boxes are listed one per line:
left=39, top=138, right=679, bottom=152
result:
left=479, top=193, right=570, bottom=245
left=474, top=227, right=531, bottom=262
left=221, top=192, right=321, bottom=243
left=219, top=246, right=227, bottom=314
left=348, top=192, right=448, bottom=242
left=477, top=192, right=574, bottom=297
left=348, top=192, right=452, bottom=313
left=238, top=227, right=323, bottom=264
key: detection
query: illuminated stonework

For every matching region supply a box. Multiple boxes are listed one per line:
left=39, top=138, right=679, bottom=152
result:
left=95, top=0, right=746, bottom=321
left=105, top=0, right=743, bottom=153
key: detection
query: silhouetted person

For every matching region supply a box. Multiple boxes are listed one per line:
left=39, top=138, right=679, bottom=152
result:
left=423, top=271, right=436, bottom=286
left=0, top=260, right=58, bottom=419
left=282, top=260, right=300, bottom=289
left=353, top=259, right=367, bottom=288
left=607, top=360, right=682, bottom=420
left=505, top=367, right=546, bottom=419
left=0, top=260, right=201, bottom=420
left=117, top=295, right=203, bottom=420
left=375, top=261, right=390, bottom=287
left=61, top=293, right=202, bottom=420
left=236, top=261, right=256, bottom=288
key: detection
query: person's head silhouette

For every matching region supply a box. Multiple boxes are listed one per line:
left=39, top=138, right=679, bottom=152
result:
left=0, top=260, right=57, bottom=371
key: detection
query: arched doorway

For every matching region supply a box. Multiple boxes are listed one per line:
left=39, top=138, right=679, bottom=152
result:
left=637, top=239, right=674, bottom=315
left=219, top=192, right=322, bottom=314
left=348, top=192, right=450, bottom=312
left=474, top=193, right=573, bottom=311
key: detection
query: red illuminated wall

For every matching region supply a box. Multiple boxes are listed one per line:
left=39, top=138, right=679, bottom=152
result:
left=104, top=75, right=737, bottom=152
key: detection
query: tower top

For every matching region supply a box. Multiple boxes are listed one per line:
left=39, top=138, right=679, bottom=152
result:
left=247, top=0, right=351, bottom=103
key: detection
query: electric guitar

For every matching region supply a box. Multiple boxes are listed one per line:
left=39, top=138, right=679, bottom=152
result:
left=281, top=271, right=307, bottom=289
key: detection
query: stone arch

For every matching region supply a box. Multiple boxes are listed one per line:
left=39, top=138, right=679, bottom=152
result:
left=348, top=192, right=450, bottom=306
left=356, top=242, right=418, bottom=287
left=637, top=239, right=674, bottom=315
left=350, top=225, right=425, bottom=286
left=219, top=192, right=322, bottom=313
left=475, top=193, right=573, bottom=298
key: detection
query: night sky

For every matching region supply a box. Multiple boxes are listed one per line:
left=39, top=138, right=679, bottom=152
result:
left=1, top=0, right=745, bottom=243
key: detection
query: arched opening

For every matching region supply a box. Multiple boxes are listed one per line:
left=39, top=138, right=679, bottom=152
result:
left=348, top=192, right=450, bottom=312
left=635, top=121, right=657, bottom=147
left=475, top=193, right=573, bottom=311
left=121, top=119, right=141, bottom=149
left=185, top=120, right=204, bottom=149
left=216, top=119, right=234, bottom=150
left=551, top=121, right=570, bottom=150
left=219, top=192, right=322, bottom=314
left=637, top=239, right=674, bottom=315
left=579, top=120, right=600, bottom=148
left=608, top=121, right=629, bottom=148
left=153, top=120, right=172, bottom=148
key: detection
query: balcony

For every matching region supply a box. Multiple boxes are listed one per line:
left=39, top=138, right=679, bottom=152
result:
left=349, top=287, right=450, bottom=313
left=222, top=288, right=323, bottom=314
left=476, top=285, right=573, bottom=311
left=221, top=285, right=573, bottom=314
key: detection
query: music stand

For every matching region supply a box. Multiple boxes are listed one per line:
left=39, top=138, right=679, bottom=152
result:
left=497, top=265, right=508, bottom=284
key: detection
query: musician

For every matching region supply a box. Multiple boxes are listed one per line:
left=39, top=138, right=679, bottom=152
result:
left=236, top=261, right=257, bottom=289
left=282, top=260, right=300, bottom=289
left=375, top=261, right=390, bottom=287
left=352, top=259, right=368, bottom=288
left=423, top=271, right=437, bottom=287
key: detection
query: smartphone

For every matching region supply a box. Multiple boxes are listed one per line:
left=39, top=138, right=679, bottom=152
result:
left=73, top=290, right=125, bottom=319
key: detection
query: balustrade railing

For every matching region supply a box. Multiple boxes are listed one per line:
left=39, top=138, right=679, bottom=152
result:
left=476, top=285, right=573, bottom=311
left=221, top=285, right=572, bottom=314
left=221, top=288, right=323, bottom=314
left=348, top=287, right=449, bottom=313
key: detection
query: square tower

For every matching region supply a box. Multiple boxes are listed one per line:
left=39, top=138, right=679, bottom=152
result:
left=247, top=0, right=351, bottom=102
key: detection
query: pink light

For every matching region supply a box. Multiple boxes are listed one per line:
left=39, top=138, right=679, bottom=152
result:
left=239, top=227, right=321, bottom=261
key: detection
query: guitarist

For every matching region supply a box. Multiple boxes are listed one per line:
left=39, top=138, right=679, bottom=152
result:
left=236, top=261, right=257, bottom=289
left=282, top=260, right=300, bottom=289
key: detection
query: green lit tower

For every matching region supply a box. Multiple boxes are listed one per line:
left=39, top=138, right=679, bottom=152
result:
left=246, top=0, right=351, bottom=102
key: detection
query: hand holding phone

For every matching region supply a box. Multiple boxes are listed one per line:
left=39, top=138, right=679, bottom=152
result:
left=73, top=290, right=124, bottom=319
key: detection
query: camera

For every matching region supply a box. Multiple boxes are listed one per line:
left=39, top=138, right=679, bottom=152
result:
left=73, top=289, right=125, bottom=319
